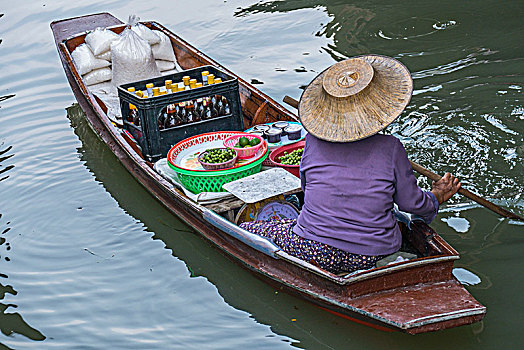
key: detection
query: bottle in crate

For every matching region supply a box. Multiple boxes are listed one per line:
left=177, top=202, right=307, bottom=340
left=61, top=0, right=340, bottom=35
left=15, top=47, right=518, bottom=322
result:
left=185, top=100, right=198, bottom=123
left=220, top=96, right=230, bottom=116
left=195, top=98, right=203, bottom=120
left=165, top=80, right=173, bottom=93
left=201, top=70, right=209, bottom=86
left=182, top=76, right=190, bottom=90
left=146, top=83, right=154, bottom=96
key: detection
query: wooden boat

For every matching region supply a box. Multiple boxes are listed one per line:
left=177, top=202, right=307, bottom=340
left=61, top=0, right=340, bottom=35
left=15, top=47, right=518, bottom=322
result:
left=51, top=13, right=486, bottom=334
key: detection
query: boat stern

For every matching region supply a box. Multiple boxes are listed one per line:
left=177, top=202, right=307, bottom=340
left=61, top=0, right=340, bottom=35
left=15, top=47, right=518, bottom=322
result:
left=348, top=278, right=486, bottom=334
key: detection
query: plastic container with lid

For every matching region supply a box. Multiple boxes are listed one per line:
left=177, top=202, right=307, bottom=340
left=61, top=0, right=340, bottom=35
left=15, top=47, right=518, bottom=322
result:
left=272, top=121, right=289, bottom=135
left=264, top=127, right=282, bottom=143
left=252, top=124, right=270, bottom=132
left=284, top=124, right=302, bottom=140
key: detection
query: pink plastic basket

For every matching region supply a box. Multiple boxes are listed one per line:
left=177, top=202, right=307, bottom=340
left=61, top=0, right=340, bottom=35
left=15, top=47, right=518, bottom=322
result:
left=223, top=133, right=264, bottom=159
left=198, top=148, right=238, bottom=170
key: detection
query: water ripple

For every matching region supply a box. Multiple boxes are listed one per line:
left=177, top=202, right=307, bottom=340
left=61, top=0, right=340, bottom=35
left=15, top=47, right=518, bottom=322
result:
left=0, top=149, right=46, bottom=342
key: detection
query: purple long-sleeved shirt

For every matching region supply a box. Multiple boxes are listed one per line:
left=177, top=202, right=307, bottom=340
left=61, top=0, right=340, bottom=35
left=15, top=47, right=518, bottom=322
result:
left=292, top=133, right=438, bottom=256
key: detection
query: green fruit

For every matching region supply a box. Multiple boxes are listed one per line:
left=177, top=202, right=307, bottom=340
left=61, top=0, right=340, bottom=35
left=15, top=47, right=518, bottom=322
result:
left=202, top=148, right=236, bottom=164
left=249, top=138, right=261, bottom=146
left=277, top=148, right=303, bottom=165
left=239, top=137, right=250, bottom=147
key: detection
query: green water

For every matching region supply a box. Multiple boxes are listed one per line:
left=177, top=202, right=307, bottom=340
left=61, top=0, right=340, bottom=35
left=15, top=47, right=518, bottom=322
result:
left=0, top=1, right=522, bottom=349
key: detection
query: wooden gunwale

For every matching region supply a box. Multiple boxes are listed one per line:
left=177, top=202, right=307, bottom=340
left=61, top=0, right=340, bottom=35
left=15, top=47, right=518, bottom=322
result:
left=51, top=13, right=486, bottom=333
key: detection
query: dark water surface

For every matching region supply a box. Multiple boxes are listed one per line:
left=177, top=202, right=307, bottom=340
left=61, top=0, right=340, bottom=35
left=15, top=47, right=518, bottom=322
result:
left=1, top=0, right=523, bottom=348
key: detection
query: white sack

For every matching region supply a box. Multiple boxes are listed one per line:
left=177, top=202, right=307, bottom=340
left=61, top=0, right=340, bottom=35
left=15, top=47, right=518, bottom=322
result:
left=96, top=50, right=112, bottom=62
left=85, top=27, right=120, bottom=56
left=151, top=30, right=176, bottom=62
left=84, top=67, right=112, bottom=86
left=131, top=23, right=160, bottom=45
left=87, top=82, right=121, bottom=122
left=156, top=60, right=176, bottom=72
left=71, top=44, right=111, bottom=75
left=111, top=27, right=160, bottom=87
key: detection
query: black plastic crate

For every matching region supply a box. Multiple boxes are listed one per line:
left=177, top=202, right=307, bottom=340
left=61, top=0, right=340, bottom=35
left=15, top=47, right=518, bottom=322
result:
left=117, top=65, right=244, bottom=162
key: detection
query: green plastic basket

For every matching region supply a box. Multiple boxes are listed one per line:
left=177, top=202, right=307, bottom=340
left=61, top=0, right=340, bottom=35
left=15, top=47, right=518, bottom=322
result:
left=168, top=150, right=269, bottom=193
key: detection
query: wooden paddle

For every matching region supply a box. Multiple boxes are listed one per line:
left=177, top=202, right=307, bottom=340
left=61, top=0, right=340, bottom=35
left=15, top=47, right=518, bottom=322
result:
left=282, top=95, right=523, bottom=221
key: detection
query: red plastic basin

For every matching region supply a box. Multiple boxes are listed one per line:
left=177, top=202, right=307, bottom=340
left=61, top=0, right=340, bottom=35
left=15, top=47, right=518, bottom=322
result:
left=268, top=141, right=305, bottom=178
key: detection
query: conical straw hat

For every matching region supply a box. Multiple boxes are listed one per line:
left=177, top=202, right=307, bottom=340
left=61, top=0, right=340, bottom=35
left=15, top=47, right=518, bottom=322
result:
left=299, top=55, right=413, bottom=142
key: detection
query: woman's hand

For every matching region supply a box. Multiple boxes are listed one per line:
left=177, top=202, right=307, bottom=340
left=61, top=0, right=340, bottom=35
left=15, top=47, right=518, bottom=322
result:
left=431, top=173, right=461, bottom=204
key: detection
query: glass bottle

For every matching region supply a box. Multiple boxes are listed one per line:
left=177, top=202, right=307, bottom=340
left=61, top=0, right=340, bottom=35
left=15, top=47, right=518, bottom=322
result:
left=164, top=104, right=181, bottom=128
left=158, top=108, right=167, bottom=129
left=216, top=96, right=224, bottom=116
left=194, top=98, right=204, bottom=121
left=174, top=104, right=183, bottom=124
left=146, top=83, right=154, bottom=96
left=207, top=74, right=215, bottom=85
left=209, top=99, right=219, bottom=118
left=202, top=99, right=213, bottom=119
left=165, top=80, right=173, bottom=94
left=126, top=87, right=137, bottom=123
left=178, top=101, right=187, bottom=122
left=182, top=76, right=190, bottom=90
left=201, top=70, right=209, bottom=86
left=217, top=96, right=230, bottom=116
left=223, top=97, right=231, bottom=115
left=164, top=108, right=173, bottom=129
left=185, top=99, right=198, bottom=122
left=194, top=81, right=204, bottom=119
left=133, top=112, right=140, bottom=127
left=213, top=78, right=224, bottom=115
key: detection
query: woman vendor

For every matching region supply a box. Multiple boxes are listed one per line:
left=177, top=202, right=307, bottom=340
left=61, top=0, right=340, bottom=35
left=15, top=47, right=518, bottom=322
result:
left=240, top=55, right=460, bottom=274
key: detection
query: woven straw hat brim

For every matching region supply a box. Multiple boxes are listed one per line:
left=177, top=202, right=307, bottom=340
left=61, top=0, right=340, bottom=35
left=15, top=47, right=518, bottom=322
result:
left=298, top=55, right=413, bottom=142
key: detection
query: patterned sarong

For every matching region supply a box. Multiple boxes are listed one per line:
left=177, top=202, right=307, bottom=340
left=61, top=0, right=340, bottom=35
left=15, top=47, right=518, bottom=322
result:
left=239, top=218, right=384, bottom=274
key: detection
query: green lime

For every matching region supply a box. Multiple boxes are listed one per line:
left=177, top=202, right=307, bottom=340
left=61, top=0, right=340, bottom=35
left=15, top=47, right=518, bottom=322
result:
left=239, top=137, right=250, bottom=147
left=249, top=138, right=261, bottom=146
